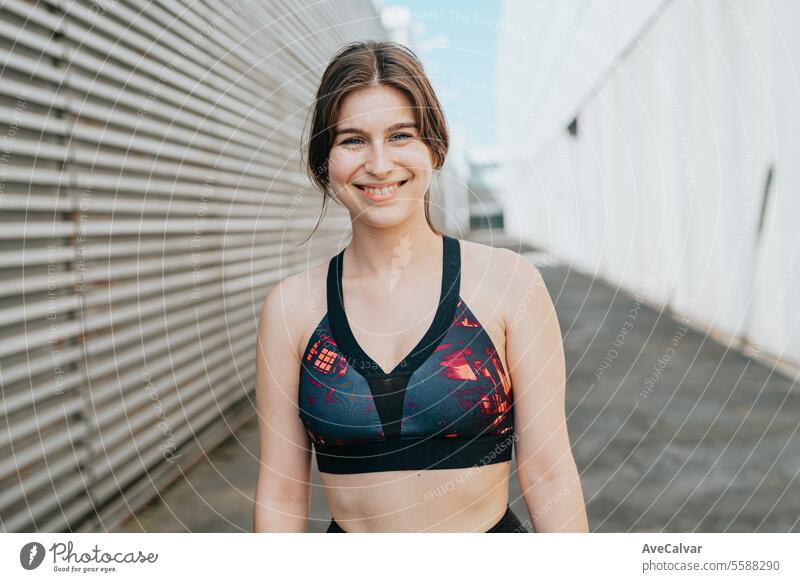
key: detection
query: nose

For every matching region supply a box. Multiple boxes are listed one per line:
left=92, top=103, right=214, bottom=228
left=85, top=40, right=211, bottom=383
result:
left=363, top=139, right=393, bottom=176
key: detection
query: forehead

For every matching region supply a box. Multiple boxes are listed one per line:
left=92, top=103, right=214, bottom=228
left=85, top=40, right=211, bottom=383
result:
left=335, top=85, right=416, bottom=130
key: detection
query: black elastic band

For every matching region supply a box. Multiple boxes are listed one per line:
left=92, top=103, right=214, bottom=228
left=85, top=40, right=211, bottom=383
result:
left=315, top=432, right=514, bottom=474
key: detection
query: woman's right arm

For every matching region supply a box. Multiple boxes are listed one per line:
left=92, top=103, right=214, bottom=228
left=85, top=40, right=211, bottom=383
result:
left=253, top=275, right=313, bottom=532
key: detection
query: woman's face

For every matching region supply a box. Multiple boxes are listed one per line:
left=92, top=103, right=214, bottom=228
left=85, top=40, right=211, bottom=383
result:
left=327, top=85, right=434, bottom=228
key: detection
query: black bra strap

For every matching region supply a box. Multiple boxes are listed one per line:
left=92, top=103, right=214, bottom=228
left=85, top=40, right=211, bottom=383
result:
left=326, top=234, right=461, bottom=379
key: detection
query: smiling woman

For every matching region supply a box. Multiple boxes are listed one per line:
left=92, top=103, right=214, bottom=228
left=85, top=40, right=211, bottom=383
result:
left=324, top=84, right=439, bottom=226
left=253, top=40, right=588, bottom=534
left=301, top=40, right=449, bottom=242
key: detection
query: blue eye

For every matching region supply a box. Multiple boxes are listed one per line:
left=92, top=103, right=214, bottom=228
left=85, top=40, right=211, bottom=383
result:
left=340, top=133, right=413, bottom=146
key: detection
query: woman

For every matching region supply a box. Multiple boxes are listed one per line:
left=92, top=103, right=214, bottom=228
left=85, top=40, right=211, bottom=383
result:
left=253, top=40, right=588, bottom=533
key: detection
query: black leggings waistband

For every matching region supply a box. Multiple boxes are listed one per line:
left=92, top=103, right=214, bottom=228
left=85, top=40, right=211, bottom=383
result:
left=326, top=504, right=530, bottom=533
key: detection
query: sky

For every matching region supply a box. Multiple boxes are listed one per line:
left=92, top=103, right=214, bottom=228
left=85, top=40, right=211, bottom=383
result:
left=382, top=0, right=503, bottom=153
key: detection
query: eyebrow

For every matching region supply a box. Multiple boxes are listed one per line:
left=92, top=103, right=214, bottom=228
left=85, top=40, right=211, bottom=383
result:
left=334, top=121, right=418, bottom=137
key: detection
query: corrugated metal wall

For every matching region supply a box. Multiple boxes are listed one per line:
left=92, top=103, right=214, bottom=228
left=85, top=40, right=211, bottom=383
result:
left=0, top=0, right=385, bottom=532
left=498, top=0, right=800, bottom=375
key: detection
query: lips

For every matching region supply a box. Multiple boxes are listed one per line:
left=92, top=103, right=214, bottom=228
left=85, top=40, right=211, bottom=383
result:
left=354, top=180, right=408, bottom=191
left=354, top=179, right=408, bottom=202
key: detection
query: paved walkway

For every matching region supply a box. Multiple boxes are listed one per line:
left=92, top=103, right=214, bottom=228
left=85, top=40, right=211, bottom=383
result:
left=116, top=236, right=800, bottom=532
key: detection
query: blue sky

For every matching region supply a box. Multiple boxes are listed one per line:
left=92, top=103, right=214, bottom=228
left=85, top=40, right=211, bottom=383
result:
left=383, top=0, right=502, bottom=151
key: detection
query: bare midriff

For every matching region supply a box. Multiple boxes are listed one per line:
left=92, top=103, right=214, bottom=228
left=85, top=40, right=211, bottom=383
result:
left=319, top=461, right=511, bottom=532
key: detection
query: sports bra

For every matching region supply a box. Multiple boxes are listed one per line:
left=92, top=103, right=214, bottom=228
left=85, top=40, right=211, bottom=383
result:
left=297, top=234, right=515, bottom=474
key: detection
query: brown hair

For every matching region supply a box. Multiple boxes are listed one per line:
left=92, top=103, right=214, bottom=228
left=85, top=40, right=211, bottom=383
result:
left=300, top=40, right=449, bottom=244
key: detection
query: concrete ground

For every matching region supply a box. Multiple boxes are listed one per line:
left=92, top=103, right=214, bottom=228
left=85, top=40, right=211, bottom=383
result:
left=116, top=234, right=800, bottom=533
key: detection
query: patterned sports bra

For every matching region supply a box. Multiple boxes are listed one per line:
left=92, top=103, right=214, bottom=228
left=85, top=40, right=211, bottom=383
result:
left=298, top=234, right=515, bottom=474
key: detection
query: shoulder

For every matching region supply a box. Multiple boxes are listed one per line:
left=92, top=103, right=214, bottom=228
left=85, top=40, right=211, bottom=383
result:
left=260, top=271, right=304, bottom=319
left=459, top=238, right=543, bottom=290
left=458, top=238, right=546, bottom=317
left=459, top=238, right=501, bottom=266
left=258, top=259, right=329, bottom=359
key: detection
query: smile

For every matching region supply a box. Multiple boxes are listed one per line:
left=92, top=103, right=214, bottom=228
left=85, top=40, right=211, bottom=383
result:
left=354, top=180, right=408, bottom=201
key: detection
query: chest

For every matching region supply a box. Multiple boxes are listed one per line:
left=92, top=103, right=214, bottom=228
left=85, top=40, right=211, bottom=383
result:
left=328, top=269, right=509, bottom=379
left=298, top=297, right=514, bottom=445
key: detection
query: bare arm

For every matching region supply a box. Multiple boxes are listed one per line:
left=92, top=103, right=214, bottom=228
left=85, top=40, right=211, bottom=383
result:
left=253, top=276, right=313, bottom=532
left=502, top=252, right=589, bottom=533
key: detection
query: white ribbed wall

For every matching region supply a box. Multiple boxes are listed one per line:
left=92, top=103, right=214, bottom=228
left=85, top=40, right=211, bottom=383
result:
left=0, top=0, right=385, bottom=532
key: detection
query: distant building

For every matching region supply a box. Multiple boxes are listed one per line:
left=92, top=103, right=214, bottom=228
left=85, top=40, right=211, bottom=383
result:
left=467, top=149, right=506, bottom=230
left=438, top=123, right=471, bottom=234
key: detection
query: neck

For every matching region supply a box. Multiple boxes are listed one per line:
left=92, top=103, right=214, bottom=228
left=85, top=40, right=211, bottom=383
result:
left=345, top=214, right=443, bottom=281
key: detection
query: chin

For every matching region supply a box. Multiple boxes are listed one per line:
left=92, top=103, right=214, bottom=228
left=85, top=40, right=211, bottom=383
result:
left=351, top=202, right=418, bottom=229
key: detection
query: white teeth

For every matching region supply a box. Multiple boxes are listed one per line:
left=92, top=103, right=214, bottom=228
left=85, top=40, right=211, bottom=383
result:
left=362, top=182, right=402, bottom=196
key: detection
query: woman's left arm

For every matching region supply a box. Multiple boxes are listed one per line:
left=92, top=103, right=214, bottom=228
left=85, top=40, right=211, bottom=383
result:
left=501, top=251, right=589, bottom=533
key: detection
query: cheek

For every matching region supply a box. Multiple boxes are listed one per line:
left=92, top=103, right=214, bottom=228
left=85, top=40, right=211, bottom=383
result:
left=327, top=152, right=356, bottom=184
left=405, top=143, right=435, bottom=171
left=404, top=153, right=433, bottom=180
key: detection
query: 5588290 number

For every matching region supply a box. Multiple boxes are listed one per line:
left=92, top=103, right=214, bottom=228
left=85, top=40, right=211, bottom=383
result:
left=731, top=560, right=780, bottom=571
